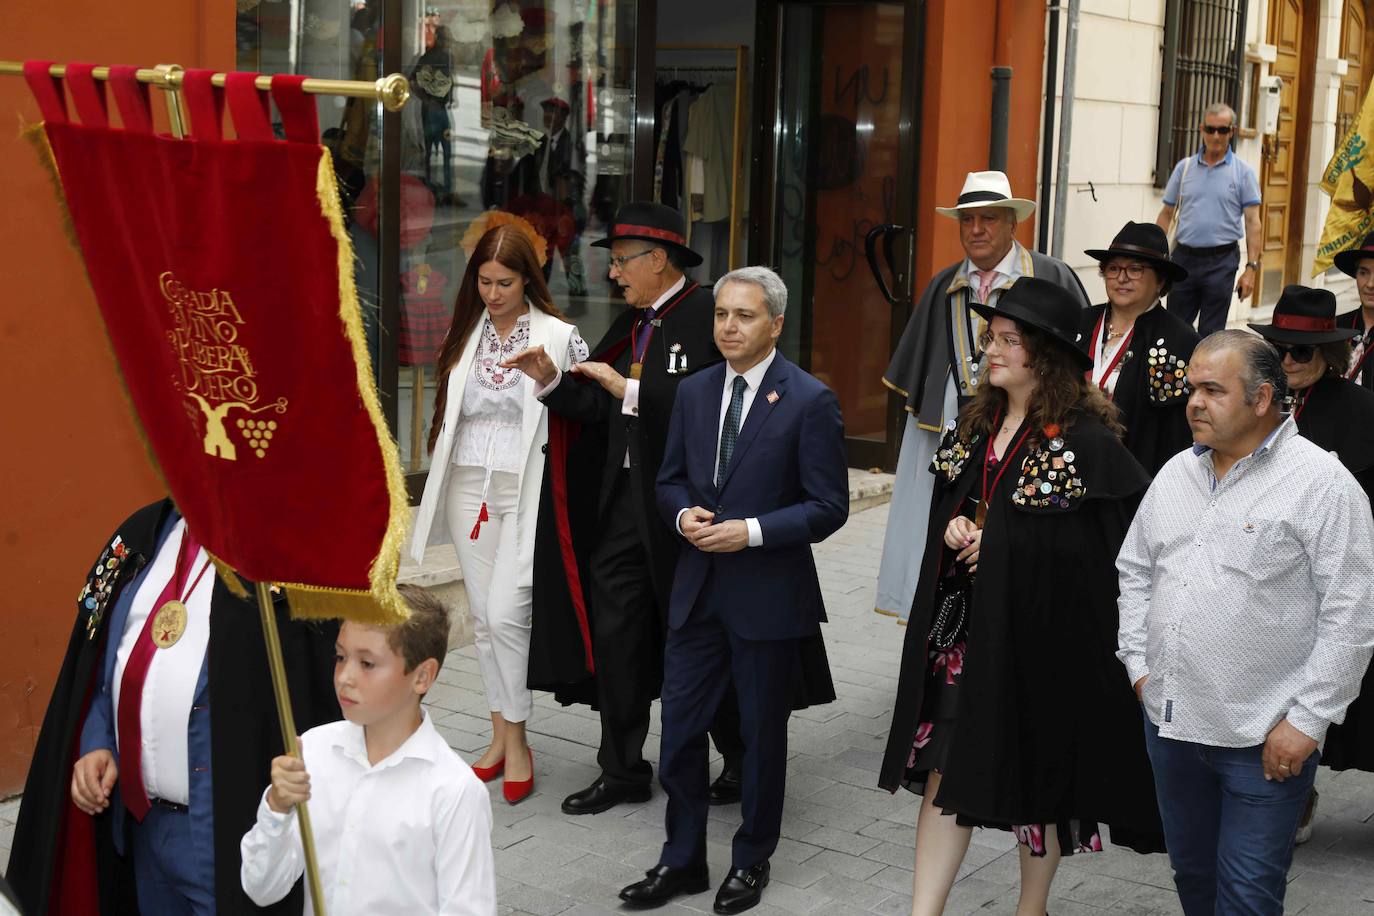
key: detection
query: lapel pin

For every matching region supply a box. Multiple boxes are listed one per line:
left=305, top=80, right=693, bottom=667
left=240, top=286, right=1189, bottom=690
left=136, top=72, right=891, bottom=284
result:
left=766, top=390, right=780, bottom=404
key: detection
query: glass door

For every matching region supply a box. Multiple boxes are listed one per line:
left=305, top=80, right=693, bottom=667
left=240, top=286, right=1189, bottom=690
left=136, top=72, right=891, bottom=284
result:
left=757, top=0, right=922, bottom=470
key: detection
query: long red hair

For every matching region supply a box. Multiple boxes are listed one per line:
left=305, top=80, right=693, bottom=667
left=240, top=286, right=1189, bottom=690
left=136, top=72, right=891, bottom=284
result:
left=427, top=226, right=565, bottom=453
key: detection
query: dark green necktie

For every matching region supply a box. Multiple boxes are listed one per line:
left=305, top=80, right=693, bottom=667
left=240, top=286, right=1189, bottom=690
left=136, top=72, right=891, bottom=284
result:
left=717, top=375, right=747, bottom=488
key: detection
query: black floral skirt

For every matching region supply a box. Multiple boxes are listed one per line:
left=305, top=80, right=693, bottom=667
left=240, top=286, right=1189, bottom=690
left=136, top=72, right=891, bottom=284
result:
left=902, top=638, right=1103, bottom=857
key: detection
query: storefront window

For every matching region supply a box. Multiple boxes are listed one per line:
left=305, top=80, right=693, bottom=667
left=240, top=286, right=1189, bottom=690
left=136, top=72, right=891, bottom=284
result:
left=237, top=0, right=638, bottom=481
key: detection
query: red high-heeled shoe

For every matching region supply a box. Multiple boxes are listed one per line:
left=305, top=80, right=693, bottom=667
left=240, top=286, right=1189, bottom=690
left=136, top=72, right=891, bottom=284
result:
left=470, top=756, right=505, bottom=783
left=503, top=750, right=535, bottom=804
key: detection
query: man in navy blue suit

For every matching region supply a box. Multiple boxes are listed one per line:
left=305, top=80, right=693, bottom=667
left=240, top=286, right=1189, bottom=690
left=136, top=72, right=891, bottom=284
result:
left=618, top=266, right=849, bottom=913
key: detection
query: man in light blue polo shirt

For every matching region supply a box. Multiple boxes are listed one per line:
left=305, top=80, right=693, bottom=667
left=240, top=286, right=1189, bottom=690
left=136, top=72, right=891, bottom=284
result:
left=1155, top=102, right=1263, bottom=336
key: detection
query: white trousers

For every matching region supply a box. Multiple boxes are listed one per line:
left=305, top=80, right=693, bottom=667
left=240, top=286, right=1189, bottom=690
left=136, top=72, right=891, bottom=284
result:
left=446, top=465, right=533, bottom=723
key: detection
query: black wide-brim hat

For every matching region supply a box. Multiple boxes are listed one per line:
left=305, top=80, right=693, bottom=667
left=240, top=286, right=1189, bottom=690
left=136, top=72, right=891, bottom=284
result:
left=1248, top=284, right=1359, bottom=345
left=1333, top=231, right=1374, bottom=277
left=591, top=201, right=703, bottom=267
left=1084, top=221, right=1188, bottom=283
left=970, top=276, right=1094, bottom=371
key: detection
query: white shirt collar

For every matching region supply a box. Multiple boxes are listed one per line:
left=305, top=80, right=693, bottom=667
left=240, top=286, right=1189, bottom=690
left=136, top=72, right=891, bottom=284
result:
left=648, top=276, right=688, bottom=314
left=328, top=707, right=446, bottom=772
left=725, top=346, right=778, bottom=392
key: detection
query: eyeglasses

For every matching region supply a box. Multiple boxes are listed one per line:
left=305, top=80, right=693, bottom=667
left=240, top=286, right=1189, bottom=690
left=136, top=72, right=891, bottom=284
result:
left=608, top=249, right=655, bottom=270
left=977, top=331, right=1023, bottom=351
left=1102, top=263, right=1148, bottom=280
left=1202, top=125, right=1233, bottom=135
left=1274, top=343, right=1315, bottom=364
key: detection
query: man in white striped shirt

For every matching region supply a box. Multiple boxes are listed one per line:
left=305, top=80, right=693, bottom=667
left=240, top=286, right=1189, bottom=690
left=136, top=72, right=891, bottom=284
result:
left=1117, top=330, right=1374, bottom=916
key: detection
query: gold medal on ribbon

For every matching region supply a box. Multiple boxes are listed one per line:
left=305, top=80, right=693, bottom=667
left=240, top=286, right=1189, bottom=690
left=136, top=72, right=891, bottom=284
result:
left=974, top=499, right=989, bottom=529
left=629, top=362, right=643, bottom=380
left=152, top=599, right=188, bottom=649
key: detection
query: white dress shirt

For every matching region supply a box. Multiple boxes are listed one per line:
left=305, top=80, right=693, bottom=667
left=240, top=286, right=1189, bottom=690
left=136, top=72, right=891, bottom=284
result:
left=111, top=518, right=214, bottom=806
left=240, top=710, right=496, bottom=916
left=675, top=347, right=776, bottom=548
left=1117, top=419, right=1374, bottom=747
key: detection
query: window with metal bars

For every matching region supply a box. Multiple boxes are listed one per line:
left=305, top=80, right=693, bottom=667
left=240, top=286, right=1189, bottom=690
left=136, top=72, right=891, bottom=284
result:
left=1154, top=0, right=1250, bottom=188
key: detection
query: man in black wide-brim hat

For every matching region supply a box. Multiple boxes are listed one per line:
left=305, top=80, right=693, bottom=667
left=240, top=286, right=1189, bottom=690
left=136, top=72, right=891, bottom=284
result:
left=506, top=201, right=748, bottom=816
left=1249, top=285, right=1374, bottom=844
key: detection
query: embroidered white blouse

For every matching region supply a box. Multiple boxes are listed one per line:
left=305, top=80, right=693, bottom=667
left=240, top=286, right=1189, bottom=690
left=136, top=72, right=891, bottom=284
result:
left=452, top=312, right=588, bottom=474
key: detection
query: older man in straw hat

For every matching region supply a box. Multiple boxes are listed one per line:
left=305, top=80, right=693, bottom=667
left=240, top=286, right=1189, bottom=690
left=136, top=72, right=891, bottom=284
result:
left=876, top=171, right=1088, bottom=623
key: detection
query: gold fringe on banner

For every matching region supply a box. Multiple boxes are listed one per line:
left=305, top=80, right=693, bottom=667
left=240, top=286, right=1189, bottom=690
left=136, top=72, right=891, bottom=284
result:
left=288, top=146, right=412, bottom=627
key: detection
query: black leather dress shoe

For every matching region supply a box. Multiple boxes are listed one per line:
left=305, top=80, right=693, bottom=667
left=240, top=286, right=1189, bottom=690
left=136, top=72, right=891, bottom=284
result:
left=560, top=777, right=651, bottom=815
left=713, top=861, right=769, bottom=914
left=619, top=862, right=710, bottom=908
left=708, top=764, right=742, bottom=806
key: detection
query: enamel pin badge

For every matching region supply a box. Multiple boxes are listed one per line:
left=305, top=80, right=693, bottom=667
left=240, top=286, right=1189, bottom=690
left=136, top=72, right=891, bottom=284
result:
left=766, top=390, right=780, bottom=404
left=667, top=342, right=686, bottom=374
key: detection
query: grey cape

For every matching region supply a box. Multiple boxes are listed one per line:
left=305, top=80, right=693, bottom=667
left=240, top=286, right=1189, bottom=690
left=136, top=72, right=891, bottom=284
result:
left=884, top=251, right=1090, bottom=429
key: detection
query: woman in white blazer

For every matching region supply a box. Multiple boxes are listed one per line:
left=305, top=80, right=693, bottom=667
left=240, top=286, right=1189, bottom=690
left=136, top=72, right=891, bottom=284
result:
left=410, top=225, right=587, bottom=804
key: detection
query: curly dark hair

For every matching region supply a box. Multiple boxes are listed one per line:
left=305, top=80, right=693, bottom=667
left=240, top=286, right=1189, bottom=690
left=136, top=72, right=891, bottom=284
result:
left=957, top=321, right=1122, bottom=446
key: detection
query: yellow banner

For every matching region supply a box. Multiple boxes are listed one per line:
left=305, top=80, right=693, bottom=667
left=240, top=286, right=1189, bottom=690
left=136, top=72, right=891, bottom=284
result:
left=1316, top=83, right=1374, bottom=274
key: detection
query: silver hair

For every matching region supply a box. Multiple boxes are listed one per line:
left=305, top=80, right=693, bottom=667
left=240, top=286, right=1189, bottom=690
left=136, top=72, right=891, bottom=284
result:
left=1203, top=102, right=1237, bottom=127
left=1194, top=329, right=1287, bottom=407
left=714, top=266, right=788, bottom=319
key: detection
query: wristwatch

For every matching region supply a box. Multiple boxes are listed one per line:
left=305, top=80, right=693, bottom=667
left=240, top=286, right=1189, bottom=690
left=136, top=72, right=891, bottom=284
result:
left=1245, top=260, right=1260, bottom=271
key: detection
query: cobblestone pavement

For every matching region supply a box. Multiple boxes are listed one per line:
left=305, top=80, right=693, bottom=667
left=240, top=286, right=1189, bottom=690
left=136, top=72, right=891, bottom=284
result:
left=4, top=503, right=1373, bottom=914
left=422, top=503, right=1374, bottom=916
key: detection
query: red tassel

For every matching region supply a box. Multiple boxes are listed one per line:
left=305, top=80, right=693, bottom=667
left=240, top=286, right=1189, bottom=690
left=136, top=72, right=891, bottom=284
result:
left=469, top=502, right=489, bottom=540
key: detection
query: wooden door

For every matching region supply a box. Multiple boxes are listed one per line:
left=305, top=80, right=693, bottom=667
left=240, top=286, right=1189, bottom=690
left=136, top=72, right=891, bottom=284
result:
left=1337, top=2, right=1373, bottom=149
left=1259, top=0, right=1305, bottom=306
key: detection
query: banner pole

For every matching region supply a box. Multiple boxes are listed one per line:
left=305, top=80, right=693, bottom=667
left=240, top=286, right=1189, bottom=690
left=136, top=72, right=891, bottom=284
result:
left=255, top=582, right=329, bottom=915
left=0, top=61, right=410, bottom=113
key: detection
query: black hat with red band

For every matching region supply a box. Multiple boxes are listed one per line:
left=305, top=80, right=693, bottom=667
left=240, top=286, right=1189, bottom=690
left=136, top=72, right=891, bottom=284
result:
left=1248, top=285, right=1360, bottom=346
left=591, top=201, right=703, bottom=267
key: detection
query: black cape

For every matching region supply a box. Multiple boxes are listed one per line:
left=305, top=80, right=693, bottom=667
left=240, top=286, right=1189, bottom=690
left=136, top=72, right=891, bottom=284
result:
left=877, top=415, right=1164, bottom=851
left=884, top=249, right=1090, bottom=427
left=9, top=500, right=340, bottom=916
left=527, top=284, right=836, bottom=710
left=1078, top=304, right=1199, bottom=476
left=1292, top=374, right=1374, bottom=772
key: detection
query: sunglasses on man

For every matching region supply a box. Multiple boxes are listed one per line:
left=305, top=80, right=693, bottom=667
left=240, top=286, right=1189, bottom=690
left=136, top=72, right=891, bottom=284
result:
left=1274, top=344, right=1315, bottom=364
left=1202, top=125, right=1233, bottom=135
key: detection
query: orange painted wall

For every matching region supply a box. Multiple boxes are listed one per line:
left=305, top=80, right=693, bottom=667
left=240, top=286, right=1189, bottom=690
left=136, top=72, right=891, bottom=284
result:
left=0, top=3, right=233, bottom=796
left=914, top=0, right=1046, bottom=290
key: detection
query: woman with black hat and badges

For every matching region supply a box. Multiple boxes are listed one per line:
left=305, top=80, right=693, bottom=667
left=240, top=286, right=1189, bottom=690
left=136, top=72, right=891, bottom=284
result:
left=1333, top=232, right=1374, bottom=389
left=1080, top=222, right=1200, bottom=476
left=878, top=277, right=1163, bottom=916
left=1250, top=285, right=1374, bottom=831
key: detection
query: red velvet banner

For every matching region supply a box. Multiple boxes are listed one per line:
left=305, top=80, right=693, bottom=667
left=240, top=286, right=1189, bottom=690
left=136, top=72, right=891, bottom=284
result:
left=25, top=63, right=408, bottom=623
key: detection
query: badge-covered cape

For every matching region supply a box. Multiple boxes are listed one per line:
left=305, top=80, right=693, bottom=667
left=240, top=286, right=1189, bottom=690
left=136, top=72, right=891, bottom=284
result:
left=885, top=413, right=1162, bottom=852
left=1078, top=304, right=1200, bottom=476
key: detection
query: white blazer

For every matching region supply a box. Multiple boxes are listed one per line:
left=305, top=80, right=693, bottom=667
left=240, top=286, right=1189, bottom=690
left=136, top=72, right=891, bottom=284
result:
left=409, top=306, right=578, bottom=588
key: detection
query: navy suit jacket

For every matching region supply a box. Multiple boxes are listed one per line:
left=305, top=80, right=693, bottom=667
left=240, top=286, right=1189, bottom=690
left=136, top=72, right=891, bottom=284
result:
left=656, top=350, right=849, bottom=640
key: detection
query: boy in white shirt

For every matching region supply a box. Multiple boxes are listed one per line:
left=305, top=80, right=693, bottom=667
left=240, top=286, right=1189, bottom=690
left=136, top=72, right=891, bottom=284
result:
left=241, top=585, right=496, bottom=915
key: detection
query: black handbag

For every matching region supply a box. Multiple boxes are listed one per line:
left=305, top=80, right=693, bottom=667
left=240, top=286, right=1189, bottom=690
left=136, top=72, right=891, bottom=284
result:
left=929, top=572, right=972, bottom=650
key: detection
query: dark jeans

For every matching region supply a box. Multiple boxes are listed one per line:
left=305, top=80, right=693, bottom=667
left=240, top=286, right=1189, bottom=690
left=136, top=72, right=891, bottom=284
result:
left=1166, top=244, right=1240, bottom=336
left=1143, top=719, right=1317, bottom=916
